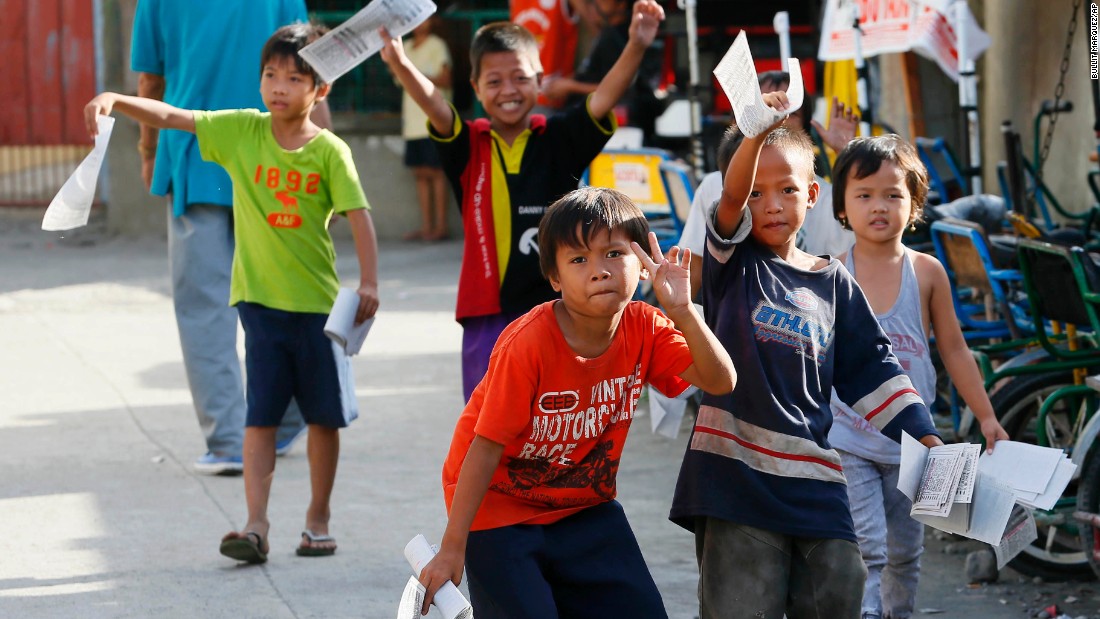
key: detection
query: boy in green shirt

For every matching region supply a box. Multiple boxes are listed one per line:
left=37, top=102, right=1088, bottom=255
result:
left=84, top=23, right=378, bottom=563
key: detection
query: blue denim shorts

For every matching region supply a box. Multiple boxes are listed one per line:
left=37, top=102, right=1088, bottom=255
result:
left=237, top=302, right=357, bottom=429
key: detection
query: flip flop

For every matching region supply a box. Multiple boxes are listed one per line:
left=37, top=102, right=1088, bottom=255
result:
left=296, top=529, right=337, bottom=557
left=220, top=531, right=268, bottom=564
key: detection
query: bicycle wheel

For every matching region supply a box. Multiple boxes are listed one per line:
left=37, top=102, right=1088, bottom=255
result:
left=972, top=372, right=1095, bottom=580
left=1078, top=444, right=1100, bottom=579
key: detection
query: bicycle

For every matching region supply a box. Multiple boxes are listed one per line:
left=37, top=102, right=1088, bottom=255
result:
left=1073, top=381, right=1100, bottom=578
left=964, top=239, right=1100, bottom=579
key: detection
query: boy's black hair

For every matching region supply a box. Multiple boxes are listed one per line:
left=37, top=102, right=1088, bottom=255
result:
left=260, top=23, right=330, bottom=87
left=717, top=124, right=744, bottom=179
left=831, top=135, right=929, bottom=229
left=470, top=22, right=543, bottom=82
left=761, top=125, right=816, bottom=182
left=538, top=187, right=650, bottom=279
left=757, top=70, right=791, bottom=92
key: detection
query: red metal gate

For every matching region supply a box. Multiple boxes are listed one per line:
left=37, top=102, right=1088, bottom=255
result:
left=0, top=0, right=98, bottom=206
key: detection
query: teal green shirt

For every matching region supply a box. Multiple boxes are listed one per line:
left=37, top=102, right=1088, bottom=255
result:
left=195, top=109, right=368, bottom=313
left=130, top=0, right=307, bottom=217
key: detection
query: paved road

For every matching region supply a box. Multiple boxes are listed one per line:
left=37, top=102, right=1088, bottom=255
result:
left=0, top=219, right=1096, bottom=618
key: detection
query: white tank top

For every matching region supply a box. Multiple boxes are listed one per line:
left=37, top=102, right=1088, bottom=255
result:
left=829, top=250, right=937, bottom=464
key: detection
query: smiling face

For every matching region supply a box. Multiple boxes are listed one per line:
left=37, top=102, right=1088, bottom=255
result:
left=471, top=50, right=539, bottom=140
left=260, top=55, right=328, bottom=121
left=548, top=226, right=645, bottom=319
left=747, top=145, right=819, bottom=256
left=838, top=160, right=914, bottom=244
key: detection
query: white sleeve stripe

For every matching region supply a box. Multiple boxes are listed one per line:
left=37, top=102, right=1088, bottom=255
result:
left=864, top=390, right=924, bottom=431
left=850, top=374, right=915, bottom=418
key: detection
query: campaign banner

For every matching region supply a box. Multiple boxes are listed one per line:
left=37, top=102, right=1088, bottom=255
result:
left=818, top=0, right=990, bottom=82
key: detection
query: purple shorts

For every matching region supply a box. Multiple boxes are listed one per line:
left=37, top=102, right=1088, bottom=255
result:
left=461, top=311, right=525, bottom=402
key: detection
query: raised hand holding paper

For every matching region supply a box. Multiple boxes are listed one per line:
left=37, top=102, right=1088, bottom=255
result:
left=298, top=0, right=437, bottom=84
left=43, top=115, right=115, bottom=231
left=712, top=30, right=804, bottom=138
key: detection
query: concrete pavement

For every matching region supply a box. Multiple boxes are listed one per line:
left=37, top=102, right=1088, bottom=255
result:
left=0, top=224, right=700, bottom=618
left=0, top=215, right=1094, bottom=618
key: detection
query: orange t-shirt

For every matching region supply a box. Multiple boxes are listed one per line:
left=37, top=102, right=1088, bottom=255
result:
left=512, top=0, right=579, bottom=107
left=511, top=0, right=578, bottom=79
left=442, top=301, right=693, bottom=531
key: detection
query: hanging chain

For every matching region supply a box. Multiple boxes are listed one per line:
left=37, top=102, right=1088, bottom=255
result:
left=1036, top=0, right=1081, bottom=182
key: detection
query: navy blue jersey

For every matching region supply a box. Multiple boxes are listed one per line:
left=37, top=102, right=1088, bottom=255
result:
left=669, top=211, right=939, bottom=541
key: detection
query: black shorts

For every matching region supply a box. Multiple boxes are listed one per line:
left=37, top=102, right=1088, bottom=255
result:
left=404, top=137, right=442, bottom=169
left=464, top=501, right=667, bottom=618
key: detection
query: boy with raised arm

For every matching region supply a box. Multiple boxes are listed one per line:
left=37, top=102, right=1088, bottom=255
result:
left=380, top=2, right=665, bottom=401
left=84, top=23, right=379, bottom=563
left=418, top=187, right=735, bottom=618
left=668, top=91, right=944, bottom=618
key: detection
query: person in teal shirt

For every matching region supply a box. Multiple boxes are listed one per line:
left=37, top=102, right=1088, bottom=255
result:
left=91, top=23, right=379, bottom=562
left=131, top=0, right=324, bottom=474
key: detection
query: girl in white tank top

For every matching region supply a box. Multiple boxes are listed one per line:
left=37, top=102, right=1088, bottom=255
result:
left=827, top=135, right=1007, bottom=619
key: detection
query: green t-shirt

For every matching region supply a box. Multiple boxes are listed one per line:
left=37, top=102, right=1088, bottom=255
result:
left=195, top=109, right=368, bottom=313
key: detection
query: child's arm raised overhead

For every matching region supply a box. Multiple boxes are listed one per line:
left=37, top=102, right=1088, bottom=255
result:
left=84, top=92, right=196, bottom=137
left=380, top=28, right=456, bottom=138
left=587, top=0, right=665, bottom=120
left=346, top=209, right=381, bottom=324
left=715, top=91, right=789, bottom=237
left=417, top=435, right=505, bottom=615
left=632, top=232, right=736, bottom=394
left=917, top=252, right=1008, bottom=451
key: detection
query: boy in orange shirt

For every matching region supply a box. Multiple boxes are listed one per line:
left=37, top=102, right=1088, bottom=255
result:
left=417, top=187, right=736, bottom=618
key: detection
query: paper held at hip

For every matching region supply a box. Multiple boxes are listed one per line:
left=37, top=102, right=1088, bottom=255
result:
left=402, top=534, right=472, bottom=619
left=324, top=287, right=375, bottom=356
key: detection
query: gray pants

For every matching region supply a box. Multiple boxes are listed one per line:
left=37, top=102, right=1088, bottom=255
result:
left=840, top=451, right=924, bottom=619
left=695, top=517, right=866, bottom=619
left=168, top=204, right=304, bottom=457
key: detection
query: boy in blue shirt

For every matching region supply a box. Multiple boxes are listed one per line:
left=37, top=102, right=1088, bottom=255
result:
left=380, top=1, right=665, bottom=401
left=669, top=92, right=944, bottom=618
left=85, top=23, right=378, bottom=563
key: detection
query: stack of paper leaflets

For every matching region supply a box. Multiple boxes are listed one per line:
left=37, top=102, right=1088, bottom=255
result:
left=908, top=442, right=981, bottom=518
left=898, top=434, right=1074, bottom=568
left=976, top=440, right=1077, bottom=511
